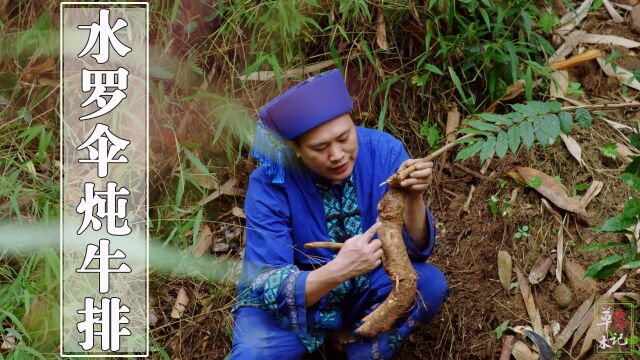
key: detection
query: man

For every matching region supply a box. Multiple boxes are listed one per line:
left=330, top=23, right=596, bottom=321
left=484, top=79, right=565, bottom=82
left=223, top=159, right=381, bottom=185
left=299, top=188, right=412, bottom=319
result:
left=230, top=69, right=449, bottom=359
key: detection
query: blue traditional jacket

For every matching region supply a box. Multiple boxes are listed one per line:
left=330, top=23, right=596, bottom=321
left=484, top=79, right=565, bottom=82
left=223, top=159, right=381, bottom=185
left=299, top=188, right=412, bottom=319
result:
left=233, top=126, right=436, bottom=352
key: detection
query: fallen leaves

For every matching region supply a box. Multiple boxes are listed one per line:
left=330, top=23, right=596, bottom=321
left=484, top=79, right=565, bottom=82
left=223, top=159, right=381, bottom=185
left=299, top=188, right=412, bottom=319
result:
left=171, top=287, right=189, bottom=319
left=509, top=167, right=588, bottom=217
left=498, top=251, right=513, bottom=292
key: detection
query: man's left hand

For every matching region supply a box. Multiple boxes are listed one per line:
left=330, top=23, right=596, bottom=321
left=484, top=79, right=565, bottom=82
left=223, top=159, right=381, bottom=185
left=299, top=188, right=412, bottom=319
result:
left=397, top=159, right=433, bottom=196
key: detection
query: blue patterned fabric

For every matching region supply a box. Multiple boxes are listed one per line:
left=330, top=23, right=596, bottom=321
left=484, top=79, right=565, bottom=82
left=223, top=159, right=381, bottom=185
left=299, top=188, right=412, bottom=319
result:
left=232, top=126, right=441, bottom=357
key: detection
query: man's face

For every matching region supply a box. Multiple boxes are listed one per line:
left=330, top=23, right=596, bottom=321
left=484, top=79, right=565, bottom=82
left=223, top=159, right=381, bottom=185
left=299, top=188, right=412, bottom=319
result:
left=294, top=113, right=358, bottom=184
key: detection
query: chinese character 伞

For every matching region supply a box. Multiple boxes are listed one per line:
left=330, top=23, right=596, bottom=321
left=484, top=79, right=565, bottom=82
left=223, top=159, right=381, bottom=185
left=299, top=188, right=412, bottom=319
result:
left=77, top=123, right=130, bottom=178
left=78, top=8, right=132, bottom=64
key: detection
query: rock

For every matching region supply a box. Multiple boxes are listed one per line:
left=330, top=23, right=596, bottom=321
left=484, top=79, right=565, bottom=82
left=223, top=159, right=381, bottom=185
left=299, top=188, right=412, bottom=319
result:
left=553, top=283, right=573, bottom=308
left=563, top=260, right=598, bottom=299
left=631, top=5, right=640, bottom=34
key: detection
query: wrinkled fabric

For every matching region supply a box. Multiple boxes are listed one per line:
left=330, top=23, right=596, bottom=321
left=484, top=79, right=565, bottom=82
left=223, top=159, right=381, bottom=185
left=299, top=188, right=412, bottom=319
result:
left=231, top=126, right=445, bottom=358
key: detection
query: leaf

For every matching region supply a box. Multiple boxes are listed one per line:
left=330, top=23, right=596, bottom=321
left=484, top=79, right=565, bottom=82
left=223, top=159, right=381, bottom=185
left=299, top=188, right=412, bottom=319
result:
left=558, top=112, right=573, bottom=133
left=600, top=143, right=617, bottom=159
left=599, top=198, right=640, bottom=232
left=538, top=12, right=556, bottom=34
left=581, top=242, right=628, bottom=252
left=621, top=173, right=640, bottom=192
left=515, top=167, right=587, bottom=216
left=419, top=122, right=441, bottom=147
left=495, top=131, right=509, bottom=159
left=575, top=108, right=592, bottom=128
left=480, top=135, right=496, bottom=163
left=533, top=114, right=560, bottom=146
left=507, top=126, right=521, bottom=153
left=584, top=254, right=623, bottom=279
left=468, top=120, right=502, bottom=132
left=497, top=251, right=512, bottom=292
left=423, top=63, right=444, bottom=75
left=621, top=260, right=640, bottom=269
left=479, top=113, right=513, bottom=126
left=505, top=112, right=525, bottom=123
left=455, top=140, right=484, bottom=161
left=510, top=101, right=562, bottom=117
left=560, top=134, right=584, bottom=166
left=519, top=121, right=534, bottom=149
left=494, top=320, right=510, bottom=340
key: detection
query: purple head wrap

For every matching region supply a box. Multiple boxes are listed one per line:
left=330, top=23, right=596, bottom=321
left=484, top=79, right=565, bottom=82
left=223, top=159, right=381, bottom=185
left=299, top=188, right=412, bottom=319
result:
left=252, top=69, right=353, bottom=183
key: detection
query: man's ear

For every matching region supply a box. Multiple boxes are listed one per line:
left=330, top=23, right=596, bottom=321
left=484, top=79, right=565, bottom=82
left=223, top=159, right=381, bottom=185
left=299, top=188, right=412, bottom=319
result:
left=287, top=140, right=301, bottom=157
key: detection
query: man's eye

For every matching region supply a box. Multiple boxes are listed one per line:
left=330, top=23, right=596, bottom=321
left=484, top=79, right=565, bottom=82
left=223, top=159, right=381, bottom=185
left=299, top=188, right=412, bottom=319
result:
left=313, top=145, right=327, bottom=151
left=338, top=135, right=349, bottom=142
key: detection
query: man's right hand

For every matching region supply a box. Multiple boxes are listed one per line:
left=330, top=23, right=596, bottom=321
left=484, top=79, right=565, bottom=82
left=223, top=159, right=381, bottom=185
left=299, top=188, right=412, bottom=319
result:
left=329, top=222, right=383, bottom=282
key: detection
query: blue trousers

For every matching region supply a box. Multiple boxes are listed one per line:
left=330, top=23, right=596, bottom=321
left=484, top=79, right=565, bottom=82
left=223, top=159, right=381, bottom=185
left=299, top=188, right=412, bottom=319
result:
left=229, top=262, right=449, bottom=360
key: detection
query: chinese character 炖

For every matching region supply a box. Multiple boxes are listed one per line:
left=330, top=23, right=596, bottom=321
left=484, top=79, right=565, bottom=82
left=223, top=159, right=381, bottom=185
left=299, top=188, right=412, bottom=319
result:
left=77, top=297, right=131, bottom=351
left=78, top=8, right=131, bottom=64
left=80, top=68, right=128, bottom=120
left=76, top=182, right=131, bottom=236
left=77, top=123, right=130, bottom=178
left=76, top=238, right=132, bottom=293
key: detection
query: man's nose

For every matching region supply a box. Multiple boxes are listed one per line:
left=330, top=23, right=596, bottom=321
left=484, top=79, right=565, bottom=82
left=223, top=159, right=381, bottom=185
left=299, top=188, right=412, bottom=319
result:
left=328, top=144, right=344, bottom=162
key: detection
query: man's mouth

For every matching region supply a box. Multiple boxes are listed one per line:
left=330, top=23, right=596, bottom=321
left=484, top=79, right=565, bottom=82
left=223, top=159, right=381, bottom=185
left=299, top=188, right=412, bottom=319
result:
left=330, top=161, right=349, bottom=174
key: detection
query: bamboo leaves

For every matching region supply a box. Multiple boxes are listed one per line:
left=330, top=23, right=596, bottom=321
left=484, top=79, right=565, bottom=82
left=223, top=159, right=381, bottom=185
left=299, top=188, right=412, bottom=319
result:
left=455, top=101, right=593, bottom=163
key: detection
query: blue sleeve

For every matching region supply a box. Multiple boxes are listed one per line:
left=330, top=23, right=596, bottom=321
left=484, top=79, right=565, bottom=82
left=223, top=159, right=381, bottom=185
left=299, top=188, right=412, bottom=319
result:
left=236, top=170, right=309, bottom=335
left=386, top=139, right=436, bottom=262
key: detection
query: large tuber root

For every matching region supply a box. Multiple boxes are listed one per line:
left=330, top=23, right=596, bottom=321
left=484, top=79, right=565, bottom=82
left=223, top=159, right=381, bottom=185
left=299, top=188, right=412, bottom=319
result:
left=355, top=187, right=418, bottom=337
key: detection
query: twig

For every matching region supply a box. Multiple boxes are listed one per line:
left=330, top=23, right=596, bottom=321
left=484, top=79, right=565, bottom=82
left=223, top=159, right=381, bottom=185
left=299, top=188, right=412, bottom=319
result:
left=561, top=102, right=640, bottom=111
left=304, top=242, right=343, bottom=250
left=453, top=163, right=489, bottom=181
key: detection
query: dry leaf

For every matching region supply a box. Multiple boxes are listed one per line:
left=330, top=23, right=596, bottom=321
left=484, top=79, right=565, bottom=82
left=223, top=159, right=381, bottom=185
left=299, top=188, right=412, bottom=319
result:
left=550, top=69, right=569, bottom=98
left=529, top=253, right=553, bottom=284
left=549, top=30, right=585, bottom=63
left=515, top=167, right=587, bottom=217
left=1, top=333, right=16, bottom=350
left=498, top=251, right=513, bottom=292
left=239, top=60, right=334, bottom=81
left=557, top=215, right=567, bottom=283
left=171, top=287, right=189, bottom=319
left=445, top=106, right=461, bottom=144
left=558, top=0, right=593, bottom=35
left=559, top=134, right=585, bottom=167
left=571, top=275, right=627, bottom=353
left=376, top=11, right=388, bottom=50
left=512, top=341, right=538, bottom=360
left=579, top=181, right=603, bottom=208
left=552, top=295, right=594, bottom=352
left=192, top=225, right=213, bottom=257
left=616, top=143, right=635, bottom=162
left=603, top=0, right=625, bottom=22
left=149, top=308, right=159, bottom=327
left=551, top=320, right=561, bottom=337
left=232, top=207, right=246, bottom=218
left=515, top=265, right=544, bottom=335
left=213, top=241, right=230, bottom=252
left=613, top=292, right=640, bottom=303
left=564, top=260, right=598, bottom=299
left=597, top=57, right=640, bottom=91
left=577, top=294, right=613, bottom=359
left=580, top=33, right=640, bottom=48
left=198, top=178, right=242, bottom=206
